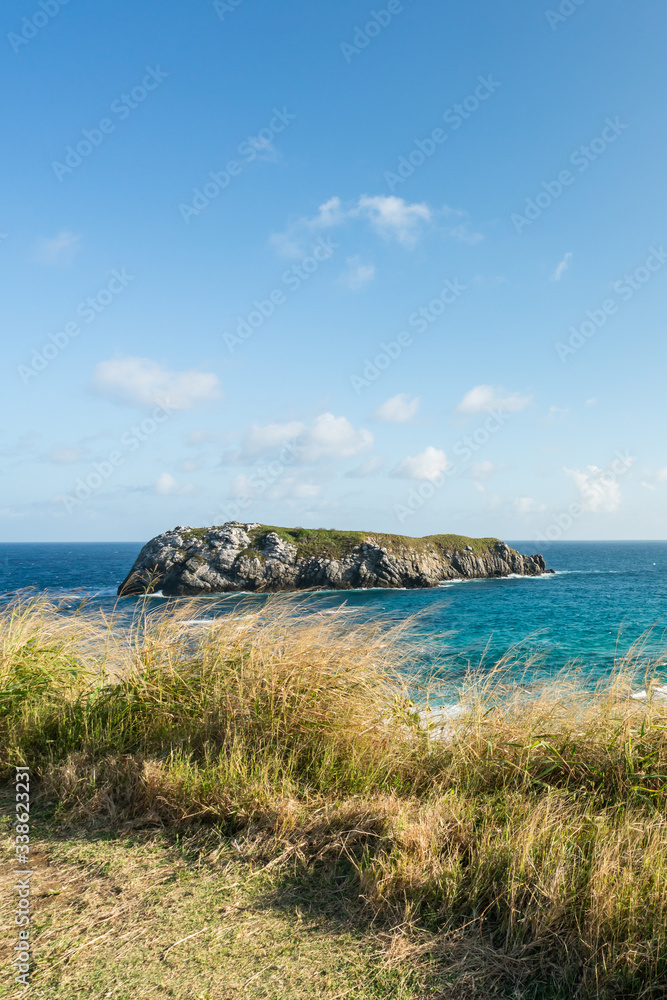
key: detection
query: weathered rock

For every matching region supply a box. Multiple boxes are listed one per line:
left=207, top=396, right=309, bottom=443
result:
left=117, top=523, right=552, bottom=596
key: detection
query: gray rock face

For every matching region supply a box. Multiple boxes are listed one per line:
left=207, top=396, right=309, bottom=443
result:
left=117, top=523, right=551, bottom=597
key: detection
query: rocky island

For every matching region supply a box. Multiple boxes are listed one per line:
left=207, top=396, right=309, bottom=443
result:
left=117, top=522, right=551, bottom=596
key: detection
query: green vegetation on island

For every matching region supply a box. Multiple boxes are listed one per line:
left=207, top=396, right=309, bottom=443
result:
left=180, top=523, right=504, bottom=561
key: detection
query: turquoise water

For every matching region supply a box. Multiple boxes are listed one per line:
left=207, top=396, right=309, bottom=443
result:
left=1, top=541, right=666, bottom=692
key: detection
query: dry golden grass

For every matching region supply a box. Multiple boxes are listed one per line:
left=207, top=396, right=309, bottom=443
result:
left=0, top=821, right=441, bottom=1000
left=2, top=594, right=667, bottom=997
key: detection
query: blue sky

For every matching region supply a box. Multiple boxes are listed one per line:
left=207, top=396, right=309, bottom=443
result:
left=2, top=0, right=666, bottom=542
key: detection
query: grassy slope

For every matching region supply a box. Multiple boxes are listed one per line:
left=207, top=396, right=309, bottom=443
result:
left=2, top=597, right=667, bottom=998
left=0, top=808, right=438, bottom=1000
left=183, top=524, right=502, bottom=561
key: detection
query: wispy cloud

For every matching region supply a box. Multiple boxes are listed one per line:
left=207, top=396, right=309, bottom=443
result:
left=545, top=405, right=571, bottom=425
left=271, top=194, right=433, bottom=257
left=391, top=446, right=448, bottom=481
left=92, top=356, right=220, bottom=410
left=345, top=456, right=384, bottom=478
left=471, top=460, right=504, bottom=480
left=374, top=393, right=420, bottom=423
left=339, top=255, right=376, bottom=290
left=440, top=205, right=484, bottom=244
left=271, top=195, right=483, bottom=258
left=155, top=473, right=196, bottom=496
left=551, top=251, right=572, bottom=281
left=235, top=413, right=373, bottom=464
left=457, top=385, right=532, bottom=415
left=33, top=230, right=81, bottom=266
left=514, top=496, right=546, bottom=514
left=230, top=472, right=321, bottom=503
left=564, top=465, right=626, bottom=512
left=355, top=195, right=431, bottom=247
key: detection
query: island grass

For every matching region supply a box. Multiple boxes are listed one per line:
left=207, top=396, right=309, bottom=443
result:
left=181, top=523, right=503, bottom=562
left=2, top=595, right=667, bottom=997
left=246, top=525, right=503, bottom=560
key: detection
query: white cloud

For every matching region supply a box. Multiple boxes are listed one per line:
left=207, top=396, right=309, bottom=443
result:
left=346, top=456, right=384, bottom=478
left=230, top=473, right=255, bottom=499
left=271, top=194, right=433, bottom=256
left=33, top=230, right=81, bottom=265
left=304, top=196, right=346, bottom=229
left=0, top=507, right=26, bottom=518
left=270, top=197, right=345, bottom=257
left=514, top=496, right=546, bottom=515
left=271, top=196, right=483, bottom=258
left=237, top=414, right=372, bottom=464
left=641, top=481, right=656, bottom=491
left=471, top=460, right=502, bottom=480
left=551, top=252, right=572, bottom=281
left=457, top=385, right=532, bottom=415
left=263, top=476, right=322, bottom=503
left=374, top=393, right=420, bottom=423
left=156, top=473, right=178, bottom=495
left=231, top=471, right=321, bottom=503
left=564, top=466, right=623, bottom=512
left=355, top=195, right=431, bottom=247
left=155, top=473, right=195, bottom=496
left=292, top=482, right=321, bottom=499
left=186, top=429, right=216, bottom=445
left=299, top=413, right=372, bottom=462
left=340, top=255, right=375, bottom=290
left=391, top=446, right=448, bottom=481
left=585, top=397, right=597, bottom=406
left=440, top=205, right=483, bottom=244
left=655, top=468, right=667, bottom=482
left=92, top=356, right=220, bottom=410
left=242, top=421, right=305, bottom=457
left=545, top=405, right=571, bottom=425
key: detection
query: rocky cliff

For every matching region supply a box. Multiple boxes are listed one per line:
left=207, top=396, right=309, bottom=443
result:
left=117, top=523, right=551, bottom=596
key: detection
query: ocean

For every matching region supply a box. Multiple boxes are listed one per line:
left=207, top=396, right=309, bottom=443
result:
left=1, top=540, right=666, bottom=694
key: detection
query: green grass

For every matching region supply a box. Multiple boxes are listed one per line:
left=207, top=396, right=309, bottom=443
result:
left=0, top=805, right=442, bottom=1000
left=2, top=596, right=667, bottom=997
left=248, top=525, right=369, bottom=560
left=242, top=525, right=502, bottom=561
left=180, top=523, right=503, bottom=562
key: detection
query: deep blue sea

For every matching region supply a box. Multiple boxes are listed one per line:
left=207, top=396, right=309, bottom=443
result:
left=1, top=541, right=666, bottom=693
